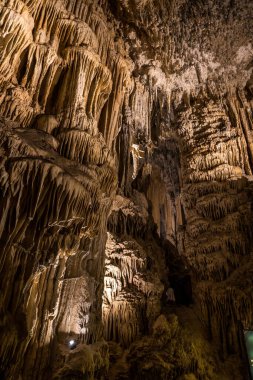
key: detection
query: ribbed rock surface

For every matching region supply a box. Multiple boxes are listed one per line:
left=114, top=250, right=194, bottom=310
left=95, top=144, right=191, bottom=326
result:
left=0, top=1, right=119, bottom=378
left=0, top=0, right=253, bottom=379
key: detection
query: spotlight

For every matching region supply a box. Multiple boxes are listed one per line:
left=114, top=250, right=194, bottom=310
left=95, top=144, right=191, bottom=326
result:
left=68, top=339, right=76, bottom=349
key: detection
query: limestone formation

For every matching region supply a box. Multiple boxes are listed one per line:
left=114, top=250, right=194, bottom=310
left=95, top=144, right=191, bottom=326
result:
left=0, top=0, right=253, bottom=379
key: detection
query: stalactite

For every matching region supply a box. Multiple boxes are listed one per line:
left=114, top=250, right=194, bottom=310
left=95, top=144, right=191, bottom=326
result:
left=102, top=226, right=164, bottom=347
left=0, top=1, right=34, bottom=80
left=0, top=1, right=119, bottom=377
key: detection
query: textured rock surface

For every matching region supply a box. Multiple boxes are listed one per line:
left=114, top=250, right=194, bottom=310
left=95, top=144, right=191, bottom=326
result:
left=0, top=0, right=253, bottom=379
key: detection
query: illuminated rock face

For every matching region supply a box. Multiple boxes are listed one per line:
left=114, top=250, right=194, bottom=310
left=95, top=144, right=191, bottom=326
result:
left=0, top=0, right=253, bottom=379
left=0, top=1, right=119, bottom=378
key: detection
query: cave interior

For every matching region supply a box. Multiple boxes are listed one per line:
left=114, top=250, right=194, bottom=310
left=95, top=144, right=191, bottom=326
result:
left=0, top=0, right=253, bottom=379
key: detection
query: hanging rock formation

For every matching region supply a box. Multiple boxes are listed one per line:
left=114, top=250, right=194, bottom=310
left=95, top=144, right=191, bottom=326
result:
left=0, top=0, right=253, bottom=379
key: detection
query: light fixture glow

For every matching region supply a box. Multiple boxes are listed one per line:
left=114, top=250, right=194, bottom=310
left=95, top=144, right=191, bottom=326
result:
left=68, top=339, right=76, bottom=349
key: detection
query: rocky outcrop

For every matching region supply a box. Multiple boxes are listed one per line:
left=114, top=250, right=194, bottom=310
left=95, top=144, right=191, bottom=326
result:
left=103, top=195, right=165, bottom=347
left=0, top=1, right=119, bottom=378
left=0, top=0, right=253, bottom=379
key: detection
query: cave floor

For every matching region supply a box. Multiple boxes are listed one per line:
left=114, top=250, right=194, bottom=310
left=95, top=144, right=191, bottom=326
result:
left=108, top=303, right=246, bottom=380
left=162, top=304, right=246, bottom=380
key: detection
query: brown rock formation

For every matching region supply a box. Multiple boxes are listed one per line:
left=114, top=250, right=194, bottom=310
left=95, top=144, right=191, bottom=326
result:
left=0, top=0, right=253, bottom=379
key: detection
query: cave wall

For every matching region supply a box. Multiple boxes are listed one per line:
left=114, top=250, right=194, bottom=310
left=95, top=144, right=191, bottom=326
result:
left=0, top=0, right=253, bottom=379
left=0, top=1, right=123, bottom=378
